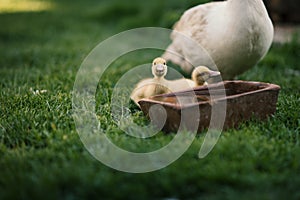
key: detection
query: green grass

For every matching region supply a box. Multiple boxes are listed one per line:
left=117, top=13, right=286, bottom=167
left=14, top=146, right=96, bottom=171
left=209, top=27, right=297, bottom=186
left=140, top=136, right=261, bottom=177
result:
left=1, top=0, right=300, bottom=199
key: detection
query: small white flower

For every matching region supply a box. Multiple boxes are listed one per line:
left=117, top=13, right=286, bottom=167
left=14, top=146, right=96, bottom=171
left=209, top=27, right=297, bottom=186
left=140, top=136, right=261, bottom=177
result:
left=30, top=87, right=48, bottom=95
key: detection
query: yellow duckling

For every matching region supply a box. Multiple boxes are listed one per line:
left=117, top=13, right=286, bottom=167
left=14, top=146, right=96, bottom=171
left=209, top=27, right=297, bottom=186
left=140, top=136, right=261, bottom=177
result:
left=131, top=57, right=170, bottom=105
left=191, top=66, right=221, bottom=86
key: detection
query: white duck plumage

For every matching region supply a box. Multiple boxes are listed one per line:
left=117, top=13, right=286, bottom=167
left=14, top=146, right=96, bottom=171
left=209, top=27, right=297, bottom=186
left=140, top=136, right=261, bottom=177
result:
left=162, top=0, right=274, bottom=79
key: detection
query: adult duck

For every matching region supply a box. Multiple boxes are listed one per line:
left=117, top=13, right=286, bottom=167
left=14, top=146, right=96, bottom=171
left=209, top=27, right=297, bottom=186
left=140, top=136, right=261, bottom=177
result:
left=162, top=0, right=274, bottom=79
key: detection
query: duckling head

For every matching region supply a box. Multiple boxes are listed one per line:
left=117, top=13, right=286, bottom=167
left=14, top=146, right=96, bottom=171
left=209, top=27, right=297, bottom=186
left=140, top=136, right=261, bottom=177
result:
left=152, top=57, right=167, bottom=78
left=192, top=66, right=221, bottom=85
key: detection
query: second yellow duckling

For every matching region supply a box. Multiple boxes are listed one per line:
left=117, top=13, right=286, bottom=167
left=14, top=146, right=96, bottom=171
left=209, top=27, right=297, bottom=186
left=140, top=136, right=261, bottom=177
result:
left=166, top=66, right=220, bottom=92
left=191, top=66, right=221, bottom=86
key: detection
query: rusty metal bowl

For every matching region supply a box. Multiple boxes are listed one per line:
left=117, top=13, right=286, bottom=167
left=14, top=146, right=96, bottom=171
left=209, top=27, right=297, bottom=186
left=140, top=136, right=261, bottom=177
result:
left=138, top=81, right=281, bottom=133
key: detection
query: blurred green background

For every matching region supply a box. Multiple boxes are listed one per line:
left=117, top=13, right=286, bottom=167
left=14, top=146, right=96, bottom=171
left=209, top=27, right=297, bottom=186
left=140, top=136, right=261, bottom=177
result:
left=0, top=0, right=300, bottom=199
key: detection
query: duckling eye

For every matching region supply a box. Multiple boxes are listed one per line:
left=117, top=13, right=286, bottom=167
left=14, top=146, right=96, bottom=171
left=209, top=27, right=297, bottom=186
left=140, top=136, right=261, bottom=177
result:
left=154, top=62, right=156, bottom=65
left=163, top=62, right=166, bottom=65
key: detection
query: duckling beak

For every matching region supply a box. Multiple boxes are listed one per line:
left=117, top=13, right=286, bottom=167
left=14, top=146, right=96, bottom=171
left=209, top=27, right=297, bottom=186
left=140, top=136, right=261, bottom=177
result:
left=155, top=64, right=165, bottom=75
left=208, top=70, right=221, bottom=78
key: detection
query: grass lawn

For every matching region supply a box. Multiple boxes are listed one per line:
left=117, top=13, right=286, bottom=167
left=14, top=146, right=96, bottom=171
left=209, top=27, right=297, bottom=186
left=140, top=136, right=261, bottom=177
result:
left=0, top=0, right=300, bottom=199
